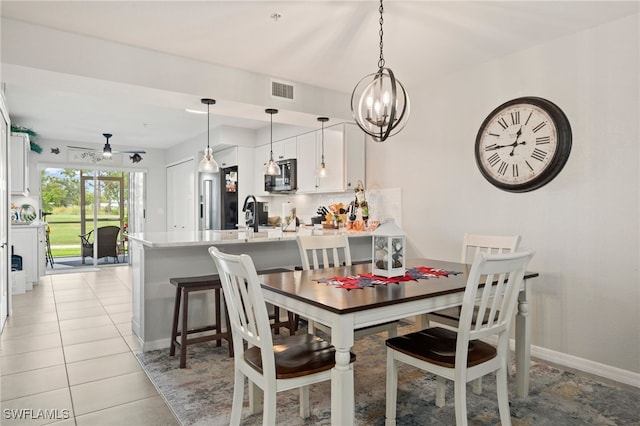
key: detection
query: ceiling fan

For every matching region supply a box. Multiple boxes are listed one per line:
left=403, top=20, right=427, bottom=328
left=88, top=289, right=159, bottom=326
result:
left=68, top=133, right=147, bottom=163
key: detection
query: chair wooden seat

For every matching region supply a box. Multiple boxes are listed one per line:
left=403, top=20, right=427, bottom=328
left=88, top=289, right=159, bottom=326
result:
left=169, top=274, right=233, bottom=368
left=245, top=334, right=356, bottom=379
left=386, top=327, right=496, bottom=368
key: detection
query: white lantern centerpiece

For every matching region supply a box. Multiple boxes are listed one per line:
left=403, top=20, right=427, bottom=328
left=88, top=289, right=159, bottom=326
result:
left=372, top=218, right=406, bottom=277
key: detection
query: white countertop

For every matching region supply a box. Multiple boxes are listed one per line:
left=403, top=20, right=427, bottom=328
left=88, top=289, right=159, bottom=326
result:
left=127, top=228, right=371, bottom=248
left=11, top=221, right=46, bottom=228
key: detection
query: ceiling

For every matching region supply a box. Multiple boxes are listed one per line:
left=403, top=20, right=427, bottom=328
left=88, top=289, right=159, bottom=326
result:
left=1, top=1, right=638, bottom=150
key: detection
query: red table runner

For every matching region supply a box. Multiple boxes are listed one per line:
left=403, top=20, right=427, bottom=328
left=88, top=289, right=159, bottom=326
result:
left=315, top=266, right=461, bottom=290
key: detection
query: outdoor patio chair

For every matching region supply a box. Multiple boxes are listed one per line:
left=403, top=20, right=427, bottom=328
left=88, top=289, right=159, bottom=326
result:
left=79, top=225, right=120, bottom=264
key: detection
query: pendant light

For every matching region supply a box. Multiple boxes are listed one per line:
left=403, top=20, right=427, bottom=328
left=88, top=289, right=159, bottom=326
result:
left=317, top=117, right=329, bottom=178
left=351, top=0, right=410, bottom=142
left=102, top=133, right=113, bottom=158
left=198, top=98, right=220, bottom=173
left=264, top=108, right=280, bottom=176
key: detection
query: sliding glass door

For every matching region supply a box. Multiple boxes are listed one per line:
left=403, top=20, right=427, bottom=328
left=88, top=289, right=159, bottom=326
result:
left=42, top=167, right=142, bottom=270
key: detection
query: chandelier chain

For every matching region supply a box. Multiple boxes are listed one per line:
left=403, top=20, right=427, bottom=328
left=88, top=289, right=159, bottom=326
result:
left=378, top=0, right=385, bottom=69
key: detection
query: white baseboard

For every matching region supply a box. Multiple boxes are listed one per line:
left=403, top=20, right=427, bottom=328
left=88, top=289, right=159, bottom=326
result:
left=529, top=343, right=640, bottom=389
left=480, top=335, right=640, bottom=389
left=142, top=338, right=171, bottom=352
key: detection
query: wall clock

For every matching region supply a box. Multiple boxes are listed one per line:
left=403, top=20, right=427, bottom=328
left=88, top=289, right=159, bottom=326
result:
left=475, top=96, right=572, bottom=193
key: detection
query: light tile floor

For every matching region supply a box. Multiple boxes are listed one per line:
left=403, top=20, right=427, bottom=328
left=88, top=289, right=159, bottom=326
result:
left=1, top=266, right=179, bottom=425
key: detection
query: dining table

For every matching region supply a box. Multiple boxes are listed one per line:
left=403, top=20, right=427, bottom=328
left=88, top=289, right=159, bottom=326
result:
left=257, top=258, right=538, bottom=426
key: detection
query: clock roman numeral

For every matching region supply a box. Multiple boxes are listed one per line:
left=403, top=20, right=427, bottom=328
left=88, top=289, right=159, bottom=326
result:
left=531, top=148, right=547, bottom=161
left=488, top=132, right=500, bottom=137
left=512, top=163, right=519, bottom=177
left=524, top=112, right=533, bottom=125
left=525, top=160, right=534, bottom=171
left=532, top=121, right=547, bottom=133
left=485, top=144, right=498, bottom=151
left=536, top=136, right=551, bottom=145
left=498, top=161, right=508, bottom=176
left=497, top=117, right=509, bottom=130
left=487, top=153, right=500, bottom=167
left=511, top=111, right=520, bottom=125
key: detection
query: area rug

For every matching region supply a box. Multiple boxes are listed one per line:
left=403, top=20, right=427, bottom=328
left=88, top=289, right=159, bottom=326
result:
left=137, top=324, right=639, bottom=425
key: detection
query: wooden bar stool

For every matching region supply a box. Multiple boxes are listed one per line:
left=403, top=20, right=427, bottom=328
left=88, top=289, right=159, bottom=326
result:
left=169, top=275, right=233, bottom=368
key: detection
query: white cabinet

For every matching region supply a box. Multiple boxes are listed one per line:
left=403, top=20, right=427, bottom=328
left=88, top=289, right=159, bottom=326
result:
left=10, top=133, right=30, bottom=196
left=296, top=132, right=318, bottom=193
left=272, top=137, right=297, bottom=161
left=253, top=144, right=271, bottom=196
left=296, top=123, right=365, bottom=193
left=214, top=146, right=237, bottom=168
left=166, top=159, right=196, bottom=231
left=343, top=123, right=366, bottom=191
left=11, top=224, right=46, bottom=286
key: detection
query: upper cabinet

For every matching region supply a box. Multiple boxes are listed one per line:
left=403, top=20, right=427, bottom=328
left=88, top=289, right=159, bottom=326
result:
left=213, top=146, right=237, bottom=168
left=166, top=159, right=196, bottom=231
left=296, top=123, right=365, bottom=194
left=10, top=133, right=30, bottom=196
left=272, top=137, right=297, bottom=161
left=253, top=144, right=271, bottom=196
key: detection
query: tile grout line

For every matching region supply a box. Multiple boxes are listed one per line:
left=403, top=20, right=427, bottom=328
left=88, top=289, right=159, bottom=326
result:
left=49, top=272, right=80, bottom=425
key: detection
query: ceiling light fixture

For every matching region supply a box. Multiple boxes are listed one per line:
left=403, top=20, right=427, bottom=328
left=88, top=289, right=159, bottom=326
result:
left=264, top=108, right=281, bottom=176
left=351, top=0, right=410, bottom=142
left=198, top=98, right=220, bottom=173
left=317, top=117, right=329, bottom=178
left=102, top=133, right=113, bottom=158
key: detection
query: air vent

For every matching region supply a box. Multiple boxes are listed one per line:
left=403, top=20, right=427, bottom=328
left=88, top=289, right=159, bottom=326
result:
left=271, top=80, right=295, bottom=101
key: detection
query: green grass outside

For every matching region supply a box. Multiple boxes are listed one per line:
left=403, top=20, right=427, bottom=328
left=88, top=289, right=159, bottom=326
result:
left=47, top=214, right=123, bottom=257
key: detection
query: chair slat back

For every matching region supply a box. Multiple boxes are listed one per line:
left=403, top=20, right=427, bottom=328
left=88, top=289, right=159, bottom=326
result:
left=208, top=247, right=275, bottom=369
left=457, top=250, right=535, bottom=361
left=461, top=233, right=521, bottom=264
left=296, top=234, right=352, bottom=270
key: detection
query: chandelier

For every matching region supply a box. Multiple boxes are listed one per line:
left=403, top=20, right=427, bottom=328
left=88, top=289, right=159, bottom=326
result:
left=351, top=0, right=410, bottom=142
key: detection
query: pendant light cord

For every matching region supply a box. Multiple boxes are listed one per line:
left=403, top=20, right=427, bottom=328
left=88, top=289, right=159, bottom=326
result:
left=206, top=103, right=211, bottom=153
left=270, top=112, right=274, bottom=157
left=321, top=120, right=325, bottom=163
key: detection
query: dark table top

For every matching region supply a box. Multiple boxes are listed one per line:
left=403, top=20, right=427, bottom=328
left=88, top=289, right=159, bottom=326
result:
left=258, top=258, right=538, bottom=315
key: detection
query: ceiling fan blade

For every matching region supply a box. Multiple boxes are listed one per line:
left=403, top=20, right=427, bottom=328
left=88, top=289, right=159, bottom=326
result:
left=67, top=145, right=97, bottom=151
left=118, top=150, right=147, bottom=154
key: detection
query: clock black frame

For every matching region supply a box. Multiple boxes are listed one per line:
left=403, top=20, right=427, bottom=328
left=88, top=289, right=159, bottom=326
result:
left=474, top=96, right=572, bottom=193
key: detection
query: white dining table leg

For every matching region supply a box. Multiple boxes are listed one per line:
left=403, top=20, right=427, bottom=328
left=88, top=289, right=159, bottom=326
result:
left=515, top=279, right=531, bottom=397
left=331, top=319, right=355, bottom=426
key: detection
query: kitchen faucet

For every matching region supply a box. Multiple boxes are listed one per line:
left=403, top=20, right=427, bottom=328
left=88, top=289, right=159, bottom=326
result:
left=241, top=195, right=259, bottom=233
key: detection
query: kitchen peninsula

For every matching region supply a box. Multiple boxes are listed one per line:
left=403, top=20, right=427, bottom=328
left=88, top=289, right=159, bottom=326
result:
left=127, top=229, right=373, bottom=351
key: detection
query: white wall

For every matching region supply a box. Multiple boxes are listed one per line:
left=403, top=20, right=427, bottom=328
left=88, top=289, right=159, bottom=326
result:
left=366, top=15, right=639, bottom=373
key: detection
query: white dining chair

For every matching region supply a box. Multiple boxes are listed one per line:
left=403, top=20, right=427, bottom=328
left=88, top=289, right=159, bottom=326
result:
left=385, top=250, right=535, bottom=426
left=425, top=233, right=521, bottom=393
left=296, top=234, right=398, bottom=339
left=208, top=246, right=354, bottom=425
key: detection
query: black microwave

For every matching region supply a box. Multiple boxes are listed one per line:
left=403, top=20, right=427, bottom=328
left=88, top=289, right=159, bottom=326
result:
left=265, top=159, right=297, bottom=193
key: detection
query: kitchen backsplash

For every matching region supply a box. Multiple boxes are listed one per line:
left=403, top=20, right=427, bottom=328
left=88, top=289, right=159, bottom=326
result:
left=259, top=187, right=402, bottom=227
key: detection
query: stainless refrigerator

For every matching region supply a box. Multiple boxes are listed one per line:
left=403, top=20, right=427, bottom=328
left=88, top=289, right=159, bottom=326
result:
left=198, top=166, right=238, bottom=231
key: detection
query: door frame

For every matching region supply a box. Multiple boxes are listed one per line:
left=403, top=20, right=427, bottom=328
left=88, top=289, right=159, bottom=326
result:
left=1, top=97, right=11, bottom=331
